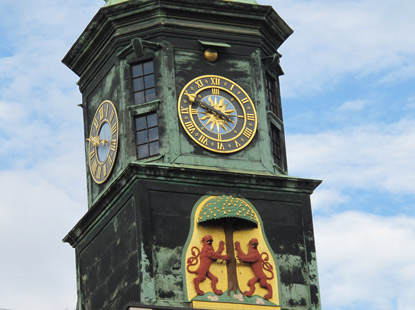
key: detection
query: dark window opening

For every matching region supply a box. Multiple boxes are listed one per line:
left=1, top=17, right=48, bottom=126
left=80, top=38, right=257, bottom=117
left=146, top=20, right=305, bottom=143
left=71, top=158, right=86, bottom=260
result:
left=135, top=112, right=160, bottom=159
left=265, top=73, right=281, bottom=119
left=270, top=124, right=283, bottom=168
left=131, top=61, right=156, bottom=105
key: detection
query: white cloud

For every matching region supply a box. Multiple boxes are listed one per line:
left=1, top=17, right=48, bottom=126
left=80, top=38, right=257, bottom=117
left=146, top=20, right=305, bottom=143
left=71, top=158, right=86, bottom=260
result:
left=0, top=100, right=27, bottom=122
left=0, top=0, right=101, bottom=171
left=264, top=0, right=415, bottom=96
left=0, top=166, right=85, bottom=310
left=379, top=64, right=415, bottom=86
left=0, top=0, right=101, bottom=309
left=287, top=118, right=415, bottom=194
left=310, top=188, right=348, bottom=212
left=339, top=99, right=370, bottom=111
left=315, top=212, right=415, bottom=310
left=406, top=97, right=415, bottom=110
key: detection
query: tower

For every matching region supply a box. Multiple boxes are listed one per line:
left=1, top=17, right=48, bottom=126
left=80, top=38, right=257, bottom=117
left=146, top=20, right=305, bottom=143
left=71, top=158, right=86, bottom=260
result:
left=63, top=1, right=321, bottom=310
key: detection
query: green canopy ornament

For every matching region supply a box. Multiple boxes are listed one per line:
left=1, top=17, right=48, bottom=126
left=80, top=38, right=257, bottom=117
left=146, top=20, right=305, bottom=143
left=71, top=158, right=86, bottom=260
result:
left=197, top=195, right=258, bottom=226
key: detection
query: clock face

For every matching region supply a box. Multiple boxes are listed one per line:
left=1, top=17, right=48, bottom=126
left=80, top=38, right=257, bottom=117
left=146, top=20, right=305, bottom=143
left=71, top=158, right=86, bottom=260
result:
left=87, top=100, right=119, bottom=184
left=178, top=75, right=257, bottom=153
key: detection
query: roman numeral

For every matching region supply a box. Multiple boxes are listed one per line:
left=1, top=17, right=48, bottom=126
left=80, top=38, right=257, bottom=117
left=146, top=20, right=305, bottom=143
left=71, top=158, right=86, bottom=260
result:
left=109, top=111, right=115, bottom=123
left=235, top=140, right=241, bottom=148
left=230, top=84, right=235, bottom=91
left=210, top=77, right=220, bottom=86
left=243, top=127, right=253, bottom=138
left=96, top=165, right=102, bottom=179
left=212, top=88, right=220, bottom=95
left=195, top=80, right=204, bottom=88
left=89, top=149, right=96, bottom=160
left=110, top=139, right=117, bottom=152
left=107, top=155, right=113, bottom=166
left=91, top=159, right=98, bottom=176
left=180, top=107, right=189, bottom=114
left=93, top=117, right=99, bottom=130
left=241, top=97, right=250, bottom=104
left=105, top=103, right=109, bottom=117
left=191, top=109, right=198, bottom=115
left=198, top=135, right=208, bottom=145
left=102, top=163, right=107, bottom=179
left=217, top=142, right=225, bottom=150
left=247, top=113, right=255, bottom=121
left=99, top=106, right=104, bottom=120
left=111, top=124, right=118, bottom=135
left=185, top=121, right=196, bottom=134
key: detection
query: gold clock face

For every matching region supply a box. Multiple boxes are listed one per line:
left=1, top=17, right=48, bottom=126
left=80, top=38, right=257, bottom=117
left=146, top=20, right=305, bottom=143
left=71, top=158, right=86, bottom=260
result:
left=87, top=100, right=119, bottom=184
left=178, top=75, right=258, bottom=153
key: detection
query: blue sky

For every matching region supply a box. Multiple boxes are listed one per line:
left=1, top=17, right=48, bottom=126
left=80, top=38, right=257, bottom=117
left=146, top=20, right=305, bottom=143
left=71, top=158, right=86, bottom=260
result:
left=0, top=0, right=414, bottom=310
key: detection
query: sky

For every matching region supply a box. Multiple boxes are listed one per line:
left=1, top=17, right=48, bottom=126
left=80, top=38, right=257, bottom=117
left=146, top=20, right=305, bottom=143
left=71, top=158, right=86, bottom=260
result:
left=0, top=0, right=414, bottom=310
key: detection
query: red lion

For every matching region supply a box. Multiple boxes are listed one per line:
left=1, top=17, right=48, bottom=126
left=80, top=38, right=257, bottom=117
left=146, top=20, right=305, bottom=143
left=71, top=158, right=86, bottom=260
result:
left=187, top=235, right=230, bottom=295
left=235, top=238, right=274, bottom=300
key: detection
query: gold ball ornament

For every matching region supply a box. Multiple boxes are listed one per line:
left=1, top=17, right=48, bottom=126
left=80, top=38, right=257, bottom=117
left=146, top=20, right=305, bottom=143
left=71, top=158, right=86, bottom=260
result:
left=204, top=48, right=218, bottom=62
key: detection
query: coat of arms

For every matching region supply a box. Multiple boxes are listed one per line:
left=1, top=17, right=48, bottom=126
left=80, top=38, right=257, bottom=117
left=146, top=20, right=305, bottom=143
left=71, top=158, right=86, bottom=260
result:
left=182, top=195, right=281, bottom=309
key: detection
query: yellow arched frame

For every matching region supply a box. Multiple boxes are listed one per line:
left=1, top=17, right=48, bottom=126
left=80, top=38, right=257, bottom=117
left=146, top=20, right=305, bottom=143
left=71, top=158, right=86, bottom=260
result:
left=182, top=195, right=281, bottom=308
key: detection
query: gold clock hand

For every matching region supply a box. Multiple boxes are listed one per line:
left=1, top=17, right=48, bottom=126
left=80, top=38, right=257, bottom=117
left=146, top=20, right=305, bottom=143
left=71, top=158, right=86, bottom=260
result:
left=185, top=93, right=233, bottom=122
left=87, top=136, right=109, bottom=147
left=87, top=135, right=101, bottom=147
left=200, top=98, right=234, bottom=122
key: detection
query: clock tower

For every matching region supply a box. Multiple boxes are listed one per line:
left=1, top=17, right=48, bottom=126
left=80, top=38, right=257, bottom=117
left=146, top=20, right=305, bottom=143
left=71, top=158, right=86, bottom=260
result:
left=63, top=0, right=322, bottom=310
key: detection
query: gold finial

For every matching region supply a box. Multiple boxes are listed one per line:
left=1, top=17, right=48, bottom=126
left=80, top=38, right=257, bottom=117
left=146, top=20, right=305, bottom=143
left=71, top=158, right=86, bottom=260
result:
left=204, top=48, right=219, bottom=63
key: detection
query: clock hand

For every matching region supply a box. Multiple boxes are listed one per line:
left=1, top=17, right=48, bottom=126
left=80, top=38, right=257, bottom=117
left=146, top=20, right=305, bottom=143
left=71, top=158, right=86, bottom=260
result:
left=87, top=135, right=100, bottom=147
left=200, top=98, right=234, bottom=123
left=197, top=98, right=231, bottom=121
left=87, top=135, right=109, bottom=147
left=185, top=93, right=234, bottom=122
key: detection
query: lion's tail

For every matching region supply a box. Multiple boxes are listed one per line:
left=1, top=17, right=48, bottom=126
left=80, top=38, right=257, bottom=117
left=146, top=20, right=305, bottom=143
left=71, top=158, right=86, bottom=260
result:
left=261, top=252, right=274, bottom=280
left=186, top=246, right=201, bottom=274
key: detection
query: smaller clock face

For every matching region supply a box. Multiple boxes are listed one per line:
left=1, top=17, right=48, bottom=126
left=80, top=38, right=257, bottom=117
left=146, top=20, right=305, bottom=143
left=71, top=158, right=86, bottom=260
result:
left=87, top=100, right=119, bottom=184
left=178, top=75, right=258, bottom=153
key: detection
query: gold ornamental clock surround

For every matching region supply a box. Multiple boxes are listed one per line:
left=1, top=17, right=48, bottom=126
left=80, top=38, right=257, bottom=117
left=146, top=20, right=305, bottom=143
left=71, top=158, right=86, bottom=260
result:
left=178, top=75, right=258, bottom=153
left=87, top=100, right=119, bottom=184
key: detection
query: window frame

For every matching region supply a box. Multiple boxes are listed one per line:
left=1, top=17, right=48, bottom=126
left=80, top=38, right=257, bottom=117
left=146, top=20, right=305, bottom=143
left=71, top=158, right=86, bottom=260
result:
left=134, top=111, right=161, bottom=160
left=269, top=123, right=283, bottom=169
left=264, top=69, right=287, bottom=173
left=130, top=60, right=157, bottom=105
left=265, top=73, right=282, bottom=120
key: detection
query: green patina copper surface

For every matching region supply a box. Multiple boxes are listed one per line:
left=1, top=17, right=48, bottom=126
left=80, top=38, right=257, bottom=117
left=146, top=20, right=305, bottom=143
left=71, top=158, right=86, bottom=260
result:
left=63, top=0, right=294, bottom=206
left=103, top=0, right=128, bottom=6
left=103, top=0, right=258, bottom=6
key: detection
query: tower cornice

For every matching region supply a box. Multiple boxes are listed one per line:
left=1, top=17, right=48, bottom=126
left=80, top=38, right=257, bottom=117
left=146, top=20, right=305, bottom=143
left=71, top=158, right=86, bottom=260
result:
left=63, top=163, right=321, bottom=248
left=62, top=0, right=292, bottom=81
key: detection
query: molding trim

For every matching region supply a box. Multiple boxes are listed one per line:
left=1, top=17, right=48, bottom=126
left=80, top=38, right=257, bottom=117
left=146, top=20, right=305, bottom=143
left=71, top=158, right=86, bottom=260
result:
left=262, top=53, right=284, bottom=76
left=118, top=38, right=162, bottom=59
